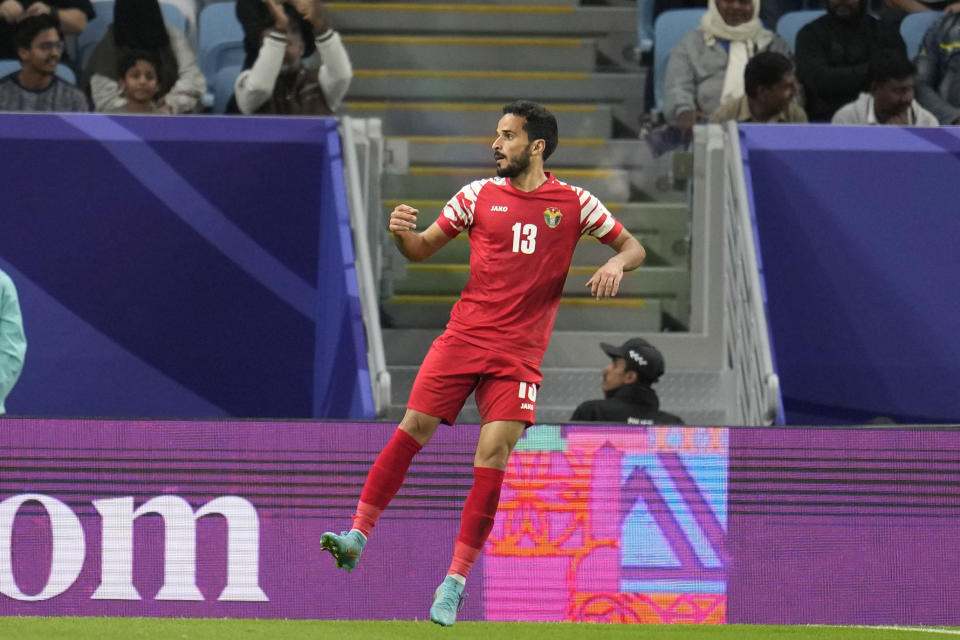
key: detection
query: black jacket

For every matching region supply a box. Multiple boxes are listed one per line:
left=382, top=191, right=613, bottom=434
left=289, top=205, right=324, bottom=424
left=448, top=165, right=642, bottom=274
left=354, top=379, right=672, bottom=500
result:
left=571, top=383, right=683, bottom=425
left=795, top=12, right=905, bottom=122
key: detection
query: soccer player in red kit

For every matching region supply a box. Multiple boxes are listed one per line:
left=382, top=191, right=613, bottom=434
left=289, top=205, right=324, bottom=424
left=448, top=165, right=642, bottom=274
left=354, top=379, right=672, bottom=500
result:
left=321, top=99, right=646, bottom=626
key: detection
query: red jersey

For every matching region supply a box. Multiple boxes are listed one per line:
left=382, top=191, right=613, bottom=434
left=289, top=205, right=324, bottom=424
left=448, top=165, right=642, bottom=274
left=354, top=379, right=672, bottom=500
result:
left=434, top=172, right=623, bottom=366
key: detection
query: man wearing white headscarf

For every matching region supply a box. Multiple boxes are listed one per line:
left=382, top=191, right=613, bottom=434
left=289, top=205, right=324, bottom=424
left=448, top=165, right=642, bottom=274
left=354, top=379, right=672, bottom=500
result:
left=663, top=0, right=792, bottom=134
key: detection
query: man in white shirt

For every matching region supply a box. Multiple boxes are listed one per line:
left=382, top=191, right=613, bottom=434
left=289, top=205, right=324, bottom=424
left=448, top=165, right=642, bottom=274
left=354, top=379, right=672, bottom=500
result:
left=234, top=0, right=351, bottom=115
left=832, top=51, right=938, bottom=126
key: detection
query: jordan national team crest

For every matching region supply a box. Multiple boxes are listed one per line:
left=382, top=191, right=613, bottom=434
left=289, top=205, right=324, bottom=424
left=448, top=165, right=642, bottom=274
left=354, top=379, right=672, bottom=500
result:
left=543, top=207, right=563, bottom=228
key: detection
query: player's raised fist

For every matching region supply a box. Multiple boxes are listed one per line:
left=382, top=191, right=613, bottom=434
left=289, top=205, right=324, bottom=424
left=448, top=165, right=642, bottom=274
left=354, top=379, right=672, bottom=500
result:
left=389, top=204, right=419, bottom=234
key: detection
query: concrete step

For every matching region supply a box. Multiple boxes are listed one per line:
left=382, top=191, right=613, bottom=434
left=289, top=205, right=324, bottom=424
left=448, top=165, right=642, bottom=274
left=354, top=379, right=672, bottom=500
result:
left=386, top=365, right=726, bottom=425
left=394, top=263, right=689, bottom=299
left=382, top=295, right=662, bottom=331
left=328, top=3, right=638, bottom=36
left=349, top=69, right=645, bottom=103
left=344, top=101, right=615, bottom=138
left=382, top=166, right=637, bottom=202
left=383, top=329, right=719, bottom=370
left=393, top=135, right=651, bottom=168
left=342, top=35, right=597, bottom=71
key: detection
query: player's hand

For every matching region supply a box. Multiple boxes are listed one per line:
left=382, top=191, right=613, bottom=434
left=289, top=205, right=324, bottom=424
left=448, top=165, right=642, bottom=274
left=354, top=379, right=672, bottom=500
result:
left=261, top=0, right=288, bottom=31
left=944, top=1, right=960, bottom=12
left=389, top=204, right=419, bottom=234
left=586, top=257, right=625, bottom=300
left=0, top=0, right=24, bottom=23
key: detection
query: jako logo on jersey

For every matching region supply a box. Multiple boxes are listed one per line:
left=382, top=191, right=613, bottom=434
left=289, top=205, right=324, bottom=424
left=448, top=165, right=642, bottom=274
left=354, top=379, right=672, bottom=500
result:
left=491, top=205, right=509, bottom=212
left=543, top=207, right=563, bottom=228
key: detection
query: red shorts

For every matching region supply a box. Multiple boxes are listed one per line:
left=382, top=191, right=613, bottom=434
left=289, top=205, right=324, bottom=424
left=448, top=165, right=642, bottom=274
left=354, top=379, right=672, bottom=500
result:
left=407, top=332, right=542, bottom=426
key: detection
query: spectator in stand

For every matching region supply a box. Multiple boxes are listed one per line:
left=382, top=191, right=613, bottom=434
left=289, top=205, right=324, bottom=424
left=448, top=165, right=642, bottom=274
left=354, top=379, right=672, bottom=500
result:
left=832, top=51, right=938, bottom=124
left=663, top=0, right=791, bottom=137
left=710, top=51, right=808, bottom=122
left=571, top=338, right=684, bottom=425
left=80, top=0, right=204, bottom=114
left=103, top=50, right=164, bottom=114
left=0, top=14, right=87, bottom=111
left=0, top=0, right=93, bottom=60
left=0, top=266, right=26, bottom=415
left=236, top=0, right=319, bottom=70
left=915, top=12, right=960, bottom=124
left=795, top=0, right=906, bottom=122
left=234, top=0, right=351, bottom=115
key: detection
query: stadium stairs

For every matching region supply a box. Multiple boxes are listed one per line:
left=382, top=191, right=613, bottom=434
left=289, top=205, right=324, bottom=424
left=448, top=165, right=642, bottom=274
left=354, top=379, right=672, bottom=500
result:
left=336, top=0, right=717, bottom=424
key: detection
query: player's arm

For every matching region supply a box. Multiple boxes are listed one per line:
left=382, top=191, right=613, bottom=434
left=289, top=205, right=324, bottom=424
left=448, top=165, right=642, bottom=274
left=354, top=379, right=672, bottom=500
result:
left=586, top=228, right=646, bottom=299
left=388, top=204, right=454, bottom=262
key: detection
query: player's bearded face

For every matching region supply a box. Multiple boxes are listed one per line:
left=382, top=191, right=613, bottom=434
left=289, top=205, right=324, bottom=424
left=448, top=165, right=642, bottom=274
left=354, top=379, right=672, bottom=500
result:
left=495, top=142, right=533, bottom=178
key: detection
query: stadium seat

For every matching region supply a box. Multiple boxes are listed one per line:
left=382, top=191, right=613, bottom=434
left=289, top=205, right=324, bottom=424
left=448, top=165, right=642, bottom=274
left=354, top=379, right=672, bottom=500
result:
left=901, top=11, right=941, bottom=59
left=637, top=0, right=655, bottom=54
left=77, top=0, right=113, bottom=70
left=653, top=8, right=707, bottom=113
left=0, top=60, right=77, bottom=84
left=213, top=64, right=240, bottom=114
left=78, top=1, right=189, bottom=71
left=161, top=0, right=199, bottom=47
left=198, top=1, right=244, bottom=88
left=775, top=9, right=826, bottom=52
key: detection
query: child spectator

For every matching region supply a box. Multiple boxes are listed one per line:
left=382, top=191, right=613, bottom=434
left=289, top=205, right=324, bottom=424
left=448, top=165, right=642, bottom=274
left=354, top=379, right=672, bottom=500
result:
left=105, top=50, right=163, bottom=114
left=81, top=0, right=204, bottom=113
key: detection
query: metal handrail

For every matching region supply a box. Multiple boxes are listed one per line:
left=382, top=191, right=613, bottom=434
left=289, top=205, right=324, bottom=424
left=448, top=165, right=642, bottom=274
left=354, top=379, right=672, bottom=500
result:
left=339, top=116, right=391, bottom=417
left=722, top=122, right=781, bottom=425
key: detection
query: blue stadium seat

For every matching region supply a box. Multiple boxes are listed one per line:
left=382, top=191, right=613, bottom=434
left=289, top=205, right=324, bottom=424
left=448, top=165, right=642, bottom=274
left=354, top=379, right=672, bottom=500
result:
left=198, top=1, right=244, bottom=87
left=213, top=64, right=240, bottom=114
left=775, top=9, right=826, bottom=52
left=653, top=8, right=707, bottom=113
left=901, top=11, right=941, bottom=59
left=77, top=0, right=113, bottom=70
left=0, top=60, right=77, bottom=84
left=78, top=1, right=189, bottom=71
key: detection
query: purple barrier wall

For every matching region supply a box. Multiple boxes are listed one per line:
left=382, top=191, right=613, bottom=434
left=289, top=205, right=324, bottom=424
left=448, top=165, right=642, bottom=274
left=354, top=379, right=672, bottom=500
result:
left=1, top=418, right=957, bottom=625
left=0, top=114, right=372, bottom=420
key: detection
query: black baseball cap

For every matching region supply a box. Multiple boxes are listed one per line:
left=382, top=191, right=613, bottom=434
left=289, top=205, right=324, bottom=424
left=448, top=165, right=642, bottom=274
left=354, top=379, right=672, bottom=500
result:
left=600, top=338, right=665, bottom=383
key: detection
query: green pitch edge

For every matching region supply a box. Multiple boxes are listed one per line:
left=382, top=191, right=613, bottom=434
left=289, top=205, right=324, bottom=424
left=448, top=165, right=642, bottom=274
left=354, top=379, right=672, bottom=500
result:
left=2, top=618, right=958, bottom=640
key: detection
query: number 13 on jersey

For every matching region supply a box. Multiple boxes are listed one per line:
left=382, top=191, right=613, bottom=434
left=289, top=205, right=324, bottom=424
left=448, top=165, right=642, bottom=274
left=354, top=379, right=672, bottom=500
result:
left=511, top=222, right=537, bottom=254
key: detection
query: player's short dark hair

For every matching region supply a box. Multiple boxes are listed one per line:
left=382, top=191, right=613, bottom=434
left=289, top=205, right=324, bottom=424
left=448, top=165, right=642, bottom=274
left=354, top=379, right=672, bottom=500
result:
left=870, top=50, right=916, bottom=86
left=502, top=100, right=559, bottom=161
left=117, top=49, right=162, bottom=79
left=15, top=14, right=62, bottom=52
left=744, top=52, right=793, bottom=98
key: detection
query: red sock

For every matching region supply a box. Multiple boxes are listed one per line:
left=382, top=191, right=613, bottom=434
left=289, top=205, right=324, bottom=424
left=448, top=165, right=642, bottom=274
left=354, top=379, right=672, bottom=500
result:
left=351, top=429, right=422, bottom=536
left=448, top=466, right=505, bottom=578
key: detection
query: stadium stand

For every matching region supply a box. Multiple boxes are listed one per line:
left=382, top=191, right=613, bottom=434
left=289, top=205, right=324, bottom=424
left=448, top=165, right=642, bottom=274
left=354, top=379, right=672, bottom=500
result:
left=653, top=8, right=706, bottom=113
left=197, top=1, right=243, bottom=106
left=901, top=10, right=940, bottom=59
left=213, top=63, right=240, bottom=114
left=775, top=9, right=825, bottom=52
